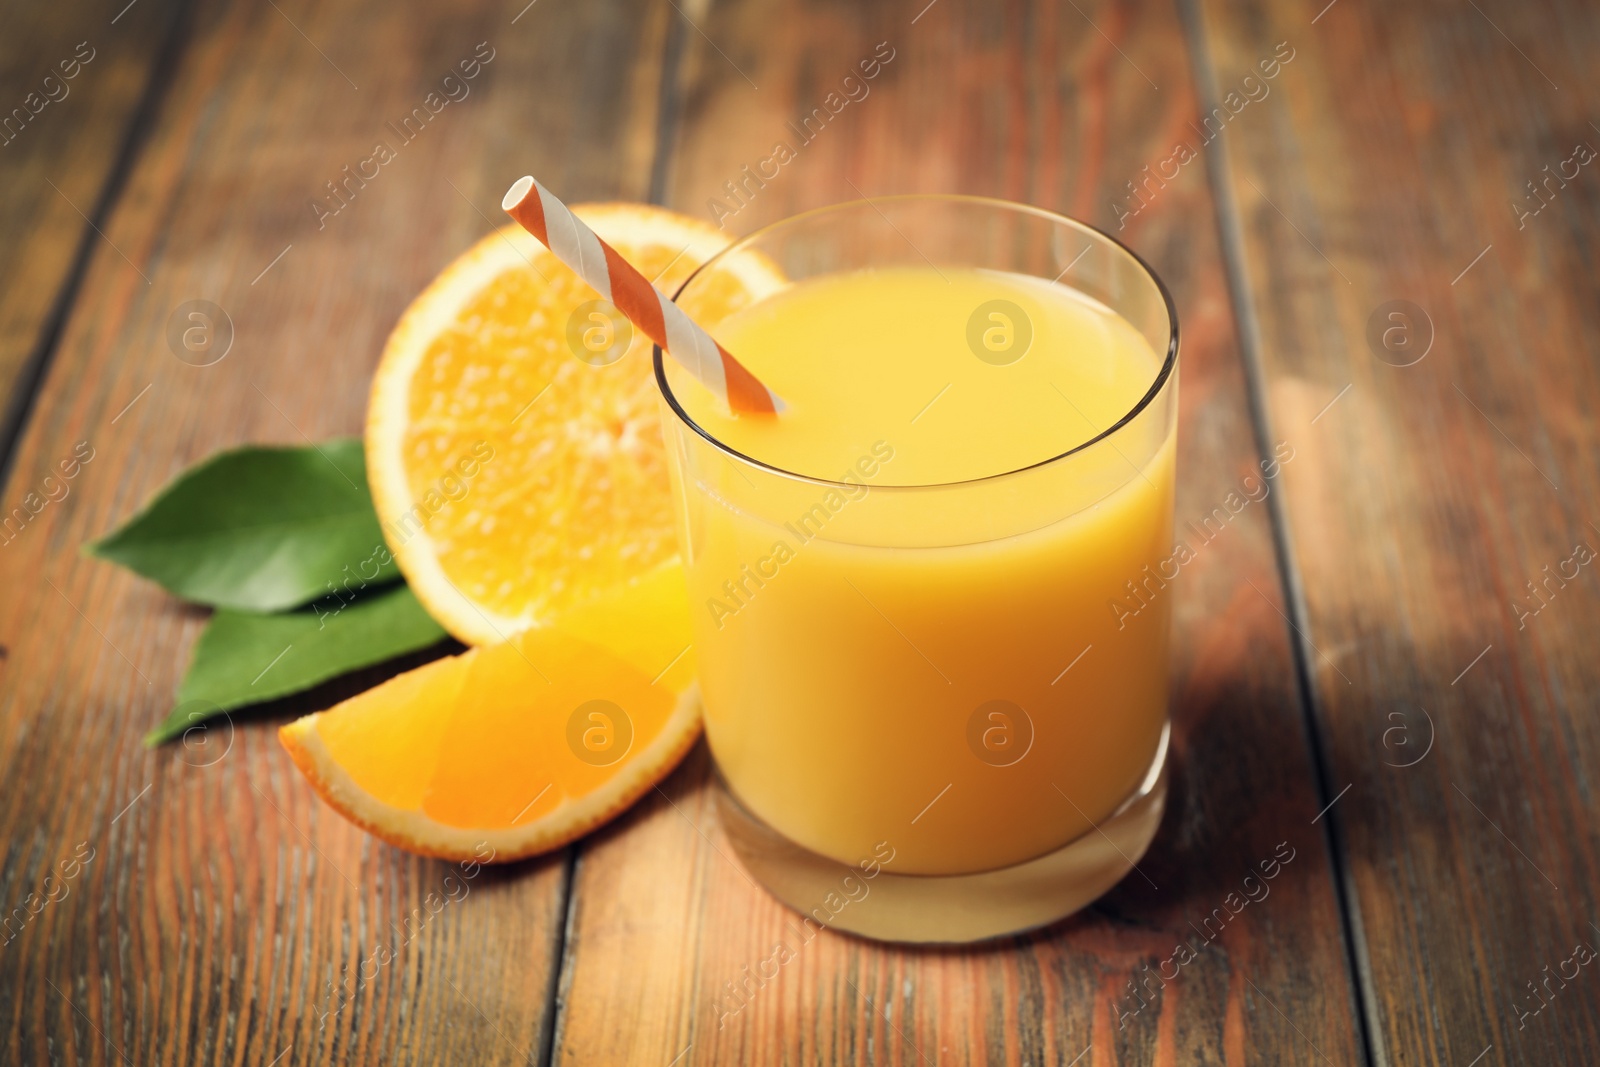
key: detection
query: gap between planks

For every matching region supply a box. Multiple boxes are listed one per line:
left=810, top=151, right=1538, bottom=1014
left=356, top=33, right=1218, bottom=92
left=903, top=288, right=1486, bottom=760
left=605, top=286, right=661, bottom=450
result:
left=0, top=0, right=199, bottom=492
left=535, top=7, right=695, bottom=1065
left=1173, top=0, right=1382, bottom=1064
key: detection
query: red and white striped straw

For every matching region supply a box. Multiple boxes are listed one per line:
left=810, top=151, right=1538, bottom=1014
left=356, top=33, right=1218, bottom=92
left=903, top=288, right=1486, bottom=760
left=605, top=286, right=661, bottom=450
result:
left=501, top=176, right=783, bottom=416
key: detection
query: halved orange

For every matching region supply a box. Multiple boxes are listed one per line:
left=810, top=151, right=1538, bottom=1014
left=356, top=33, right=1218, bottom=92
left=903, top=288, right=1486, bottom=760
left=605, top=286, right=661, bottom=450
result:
left=366, top=204, right=785, bottom=646
left=279, top=566, right=697, bottom=862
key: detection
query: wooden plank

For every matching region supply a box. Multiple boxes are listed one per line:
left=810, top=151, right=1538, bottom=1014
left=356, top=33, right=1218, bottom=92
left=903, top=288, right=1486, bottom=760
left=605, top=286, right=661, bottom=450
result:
left=0, top=0, right=183, bottom=460
left=1191, top=0, right=1600, bottom=1063
left=0, top=0, right=670, bottom=1063
left=550, top=0, right=1364, bottom=1063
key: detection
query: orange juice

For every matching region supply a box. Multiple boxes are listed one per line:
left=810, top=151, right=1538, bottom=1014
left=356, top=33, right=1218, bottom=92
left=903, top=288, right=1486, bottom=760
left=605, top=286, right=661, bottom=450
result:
left=664, top=266, right=1175, bottom=876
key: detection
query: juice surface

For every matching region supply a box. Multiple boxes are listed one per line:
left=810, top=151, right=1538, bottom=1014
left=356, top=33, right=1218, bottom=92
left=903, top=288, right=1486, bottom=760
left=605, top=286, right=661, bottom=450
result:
left=687, top=267, right=1158, bottom=485
left=667, top=266, right=1176, bottom=875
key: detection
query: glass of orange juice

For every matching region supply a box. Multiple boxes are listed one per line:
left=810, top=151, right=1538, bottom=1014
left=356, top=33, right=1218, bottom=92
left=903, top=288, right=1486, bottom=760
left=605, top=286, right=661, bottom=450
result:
left=656, top=196, right=1178, bottom=943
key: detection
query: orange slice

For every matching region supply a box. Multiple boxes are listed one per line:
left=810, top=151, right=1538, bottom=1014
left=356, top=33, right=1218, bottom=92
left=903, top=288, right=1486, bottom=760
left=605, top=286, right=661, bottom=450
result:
left=279, top=567, right=698, bottom=862
left=366, top=203, right=784, bottom=645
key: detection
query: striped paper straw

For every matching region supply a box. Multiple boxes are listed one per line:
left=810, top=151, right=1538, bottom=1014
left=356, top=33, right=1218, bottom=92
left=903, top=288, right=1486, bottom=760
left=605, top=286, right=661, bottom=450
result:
left=501, top=176, right=783, bottom=416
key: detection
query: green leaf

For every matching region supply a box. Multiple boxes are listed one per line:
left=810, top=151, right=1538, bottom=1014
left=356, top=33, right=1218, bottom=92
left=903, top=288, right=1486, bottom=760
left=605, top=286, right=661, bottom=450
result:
left=146, top=584, right=448, bottom=745
left=86, top=439, right=399, bottom=612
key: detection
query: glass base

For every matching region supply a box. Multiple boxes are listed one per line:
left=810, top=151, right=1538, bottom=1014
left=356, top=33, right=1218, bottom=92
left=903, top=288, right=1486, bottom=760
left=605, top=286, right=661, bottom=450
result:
left=713, top=721, right=1170, bottom=944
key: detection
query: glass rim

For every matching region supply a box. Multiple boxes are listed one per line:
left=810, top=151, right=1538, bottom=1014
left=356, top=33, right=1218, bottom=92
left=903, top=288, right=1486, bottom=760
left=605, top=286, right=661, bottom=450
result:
left=652, top=193, right=1180, bottom=492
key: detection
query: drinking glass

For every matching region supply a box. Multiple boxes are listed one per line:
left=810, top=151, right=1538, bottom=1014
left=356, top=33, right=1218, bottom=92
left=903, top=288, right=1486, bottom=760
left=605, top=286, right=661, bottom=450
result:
left=655, top=196, right=1178, bottom=943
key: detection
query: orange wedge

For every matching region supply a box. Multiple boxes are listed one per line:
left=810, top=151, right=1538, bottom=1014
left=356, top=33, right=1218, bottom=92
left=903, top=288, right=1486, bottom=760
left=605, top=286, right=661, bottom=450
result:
left=279, top=567, right=698, bottom=862
left=366, top=203, right=785, bottom=645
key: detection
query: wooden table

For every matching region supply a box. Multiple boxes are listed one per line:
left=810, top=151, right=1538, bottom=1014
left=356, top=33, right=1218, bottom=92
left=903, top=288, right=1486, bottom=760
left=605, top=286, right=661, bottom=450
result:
left=2, top=0, right=1595, bottom=1062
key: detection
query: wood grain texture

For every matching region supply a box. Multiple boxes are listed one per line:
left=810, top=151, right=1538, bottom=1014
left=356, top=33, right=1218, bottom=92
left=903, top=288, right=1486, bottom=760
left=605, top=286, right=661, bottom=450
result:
left=1192, top=0, right=1600, bottom=1063
left=0, top=0, right=670, bottom=1063
left=0, top=0, right=183, bottom=462
left=550, top=0, right=1364, bottom=1063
